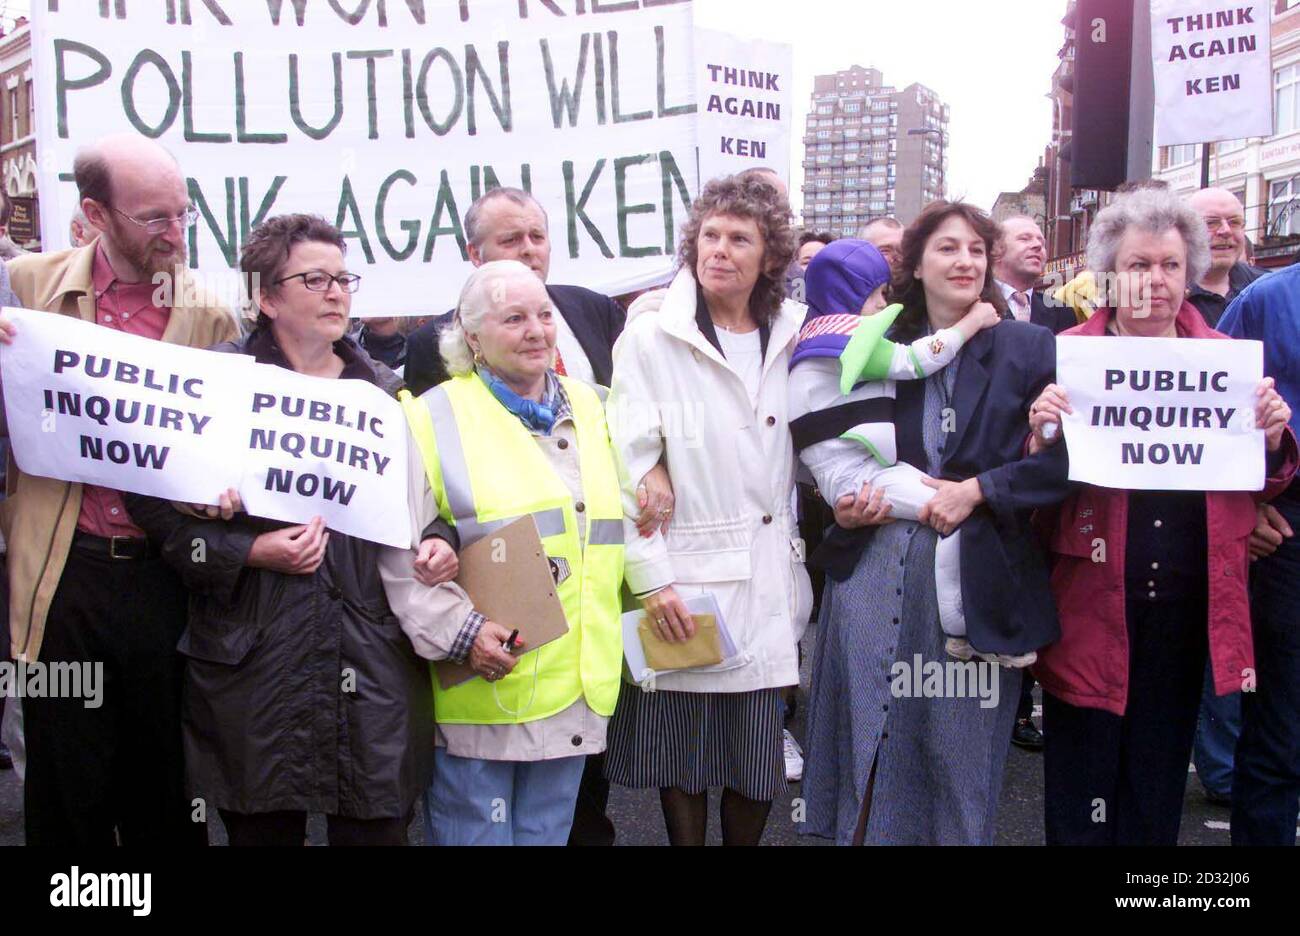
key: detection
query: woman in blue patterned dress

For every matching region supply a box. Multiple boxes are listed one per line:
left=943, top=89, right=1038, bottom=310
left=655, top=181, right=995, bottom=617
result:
left=800, top=201, right=1070, bottom=844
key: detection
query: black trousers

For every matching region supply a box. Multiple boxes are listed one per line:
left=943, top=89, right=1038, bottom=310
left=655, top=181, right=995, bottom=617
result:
left=567, top=752, right=615, bottom=846
left=220, top=809, right=409, bottom=846
left=1043, top=592, right=1207, bottom=846
left=22, top=545, right=199, bottom=846
left=1016, top=677, right=1036, bottom=722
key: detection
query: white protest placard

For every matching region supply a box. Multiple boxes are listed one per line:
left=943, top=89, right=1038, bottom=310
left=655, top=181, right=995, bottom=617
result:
left=694, top=28, right=793, bottom=185
left=0, top=307, right=410, bottom=547
left=239, top=366, right=409, bottom=549
left=1150, top=1, right=1273, bottom=146
left=32, top=0, right=699, bottom=316
left=1057, top=335, right=1265, bottom=492
left=0, top=306, right=251, bottom=503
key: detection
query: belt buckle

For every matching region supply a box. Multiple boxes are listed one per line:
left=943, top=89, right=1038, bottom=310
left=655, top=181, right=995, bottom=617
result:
left=108, top=536, right=134, bottom=560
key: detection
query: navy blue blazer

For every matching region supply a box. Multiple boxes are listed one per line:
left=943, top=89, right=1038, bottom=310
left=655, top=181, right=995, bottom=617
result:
left=814, top=319, right=1071, bottom=654
left=1030, top=290, right=1079, bottom=335
left=403, top=283, right=626, bottom=397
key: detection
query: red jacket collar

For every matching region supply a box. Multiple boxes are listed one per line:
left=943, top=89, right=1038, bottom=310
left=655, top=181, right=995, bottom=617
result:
left=1068, top=300, right=1221, bottom=340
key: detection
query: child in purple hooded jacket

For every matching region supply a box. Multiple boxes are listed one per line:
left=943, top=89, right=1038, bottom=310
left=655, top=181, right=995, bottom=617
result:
left=787, top=239, right=1032, bottom=666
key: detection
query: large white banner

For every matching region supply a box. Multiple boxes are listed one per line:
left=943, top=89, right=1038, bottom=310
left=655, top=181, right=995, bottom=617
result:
left=32, top=0, right=700, bottom=316
left=694, top=28, right=792, bottom=187
left=1057, top=336, right=1265, bottom=492
left=0, top=307, right=410, bottom=548
left=1151, top=1, right=1272, bottom=146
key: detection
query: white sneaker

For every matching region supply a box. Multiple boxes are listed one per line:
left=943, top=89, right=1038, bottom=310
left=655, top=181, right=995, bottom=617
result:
left=783, top=729, right=804, bottom=782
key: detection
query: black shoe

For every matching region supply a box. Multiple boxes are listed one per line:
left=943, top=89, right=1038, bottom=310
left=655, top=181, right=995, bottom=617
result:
left=0, top=742, right=12, bottom=771
left=1011, top=718, right=1044, bottom=751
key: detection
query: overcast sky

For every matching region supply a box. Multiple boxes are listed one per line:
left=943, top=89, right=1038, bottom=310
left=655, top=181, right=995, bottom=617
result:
left=695, top=0, right=1068, bottom=214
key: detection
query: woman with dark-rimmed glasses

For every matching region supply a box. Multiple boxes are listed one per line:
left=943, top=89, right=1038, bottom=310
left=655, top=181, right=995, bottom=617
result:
left=127, top=214, right=446, bottom=845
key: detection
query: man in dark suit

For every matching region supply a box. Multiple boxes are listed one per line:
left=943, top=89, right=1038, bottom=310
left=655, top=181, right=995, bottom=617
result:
left=991, top=214, right=1071, bottom=752
left=995, top=216, right=1077, bottom=337
left=403, top=187, right=626, bottom=396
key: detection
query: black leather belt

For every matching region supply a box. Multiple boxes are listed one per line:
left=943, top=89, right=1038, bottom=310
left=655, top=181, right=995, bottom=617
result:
left=72, top=531, right=161, bottom=560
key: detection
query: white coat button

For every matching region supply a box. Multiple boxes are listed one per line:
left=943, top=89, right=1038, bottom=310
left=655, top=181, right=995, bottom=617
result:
left=1151, top=562, right=1159, bottom=570
left=1154, top=519, right=1163, bottom=528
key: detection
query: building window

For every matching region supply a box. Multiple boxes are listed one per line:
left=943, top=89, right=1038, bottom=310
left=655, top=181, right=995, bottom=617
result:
left=1162, top=143, right=1199, bottom=166
left=24, top=79, right=32, bottom=137
left=1269, top=177, right=1300, bottom=235
left=1276, top=63, right=1300, bottom=135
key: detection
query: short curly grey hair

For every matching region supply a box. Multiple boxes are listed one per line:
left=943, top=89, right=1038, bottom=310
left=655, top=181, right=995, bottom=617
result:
left=439, top=260, right=549, bottom=377
left=1085, top=187, right=1210, bottom=285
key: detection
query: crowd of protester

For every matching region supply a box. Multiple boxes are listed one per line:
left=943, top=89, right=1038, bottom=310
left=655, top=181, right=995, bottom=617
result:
left=0, top=133, right=1297, bottom=847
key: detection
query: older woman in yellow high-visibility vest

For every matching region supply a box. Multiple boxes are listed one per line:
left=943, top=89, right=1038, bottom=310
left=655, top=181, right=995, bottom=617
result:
left=379, top=259, right=626, bottom=846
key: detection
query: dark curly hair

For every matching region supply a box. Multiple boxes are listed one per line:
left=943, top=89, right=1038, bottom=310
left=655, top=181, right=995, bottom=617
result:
left=889, top=200, right=1008, bottom=342
left=240, top=213, right=347, bottom=330
left=678, top=174, right=796, bottom=327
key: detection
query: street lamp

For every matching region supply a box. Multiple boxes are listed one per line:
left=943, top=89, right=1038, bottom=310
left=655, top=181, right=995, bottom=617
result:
left=907, top=127, right=945, bottom=199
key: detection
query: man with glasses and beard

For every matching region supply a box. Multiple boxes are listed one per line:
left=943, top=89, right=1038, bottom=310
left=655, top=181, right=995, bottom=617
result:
left=0, top=133, right=237, bottom=846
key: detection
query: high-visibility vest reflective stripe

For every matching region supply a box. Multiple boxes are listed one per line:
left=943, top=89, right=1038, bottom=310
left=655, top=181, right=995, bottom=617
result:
left=399, top=374, right=625, bottom=724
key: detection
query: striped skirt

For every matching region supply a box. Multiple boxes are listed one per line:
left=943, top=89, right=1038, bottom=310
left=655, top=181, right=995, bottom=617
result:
left=603, top=683, right=787, bottom=801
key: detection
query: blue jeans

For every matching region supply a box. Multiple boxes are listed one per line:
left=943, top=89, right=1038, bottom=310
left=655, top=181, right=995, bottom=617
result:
left=1192, top=662, right=1241, bottom=799
left=422, top=749, right=587, bottom=846
left=1232, top=494, right=1300, bottom=845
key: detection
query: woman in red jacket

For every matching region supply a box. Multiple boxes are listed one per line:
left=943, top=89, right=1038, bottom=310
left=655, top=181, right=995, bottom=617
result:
left=1028, top=187, right=1297, bottom=845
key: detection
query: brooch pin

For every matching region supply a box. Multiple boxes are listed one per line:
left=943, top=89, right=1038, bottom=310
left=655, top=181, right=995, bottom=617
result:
left=928, top=337, right=946, bottom=357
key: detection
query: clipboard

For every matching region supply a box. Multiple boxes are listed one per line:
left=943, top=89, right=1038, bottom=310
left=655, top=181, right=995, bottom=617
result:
left=434, top=515, right=569, bottom=689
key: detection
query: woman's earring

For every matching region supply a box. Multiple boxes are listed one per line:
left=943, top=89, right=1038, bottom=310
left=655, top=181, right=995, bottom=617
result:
left=472, top=347, right=485, bottom=366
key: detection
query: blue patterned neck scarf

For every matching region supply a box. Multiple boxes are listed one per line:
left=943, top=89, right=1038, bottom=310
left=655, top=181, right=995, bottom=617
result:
left=478, top=366, right=557, bottom=435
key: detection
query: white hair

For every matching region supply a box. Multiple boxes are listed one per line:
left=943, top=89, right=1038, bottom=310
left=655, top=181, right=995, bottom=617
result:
left=439, top=259, right=542, bottom=377
left=1086, top=187, right=1210, bottom=285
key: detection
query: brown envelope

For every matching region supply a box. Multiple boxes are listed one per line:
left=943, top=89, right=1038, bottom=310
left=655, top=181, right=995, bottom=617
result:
left=638, top=614, right=723, bottom=671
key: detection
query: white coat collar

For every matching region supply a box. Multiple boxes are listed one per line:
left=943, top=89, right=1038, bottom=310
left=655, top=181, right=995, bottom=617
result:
left=657, top=268, right=803, bottom=378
